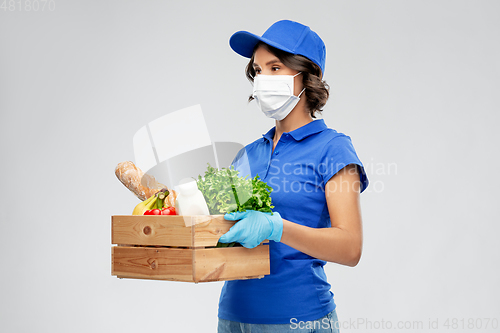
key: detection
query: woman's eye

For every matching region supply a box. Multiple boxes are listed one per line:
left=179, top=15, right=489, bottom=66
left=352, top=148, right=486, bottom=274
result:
left=272, top=67, right=280, bottom=72
left=254, top=68, right=261, bottom=74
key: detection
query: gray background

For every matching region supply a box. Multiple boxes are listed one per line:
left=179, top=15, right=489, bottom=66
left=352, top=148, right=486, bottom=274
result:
left=1, top=0, right=499, bottom=332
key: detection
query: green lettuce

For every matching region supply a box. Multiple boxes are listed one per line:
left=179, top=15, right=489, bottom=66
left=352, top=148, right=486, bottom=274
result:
left=196, top=163, right=274, bottom=215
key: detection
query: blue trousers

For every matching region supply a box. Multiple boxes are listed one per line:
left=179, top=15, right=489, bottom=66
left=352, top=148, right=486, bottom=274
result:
left=217, top=309, right=340, bottom=333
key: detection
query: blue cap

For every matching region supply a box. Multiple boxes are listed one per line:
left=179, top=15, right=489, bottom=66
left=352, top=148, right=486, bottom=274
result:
left=230, top=20, right=326, bottom=75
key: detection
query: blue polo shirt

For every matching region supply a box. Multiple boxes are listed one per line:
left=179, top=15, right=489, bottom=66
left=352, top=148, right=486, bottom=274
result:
left=218, top=119, right=368, bottom=324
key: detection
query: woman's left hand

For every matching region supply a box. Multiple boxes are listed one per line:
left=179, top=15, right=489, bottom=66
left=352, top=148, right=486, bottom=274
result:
left=219, top=210, right=283, bottom=248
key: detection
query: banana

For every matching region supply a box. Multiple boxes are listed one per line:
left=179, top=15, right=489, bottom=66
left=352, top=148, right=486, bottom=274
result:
left=131, top=188, right=171, bottom=215
left=132, top=194, right=158, bottom=215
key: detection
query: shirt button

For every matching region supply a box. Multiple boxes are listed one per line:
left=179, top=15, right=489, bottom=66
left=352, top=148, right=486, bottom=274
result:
left=275, top=151, right=279, bottom=155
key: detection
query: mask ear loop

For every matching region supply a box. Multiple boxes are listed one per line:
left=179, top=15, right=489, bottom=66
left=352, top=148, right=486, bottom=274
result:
left=293, top=72, right=305, bottom=98
left=297, top=88, right=306, bottom=98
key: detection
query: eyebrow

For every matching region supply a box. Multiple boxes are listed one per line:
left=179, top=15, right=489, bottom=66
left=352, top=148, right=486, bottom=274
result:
left=253, top=59, right=282, bottom=68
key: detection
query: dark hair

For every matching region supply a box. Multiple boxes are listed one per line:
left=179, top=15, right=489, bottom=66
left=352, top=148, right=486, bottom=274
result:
left=245, top=42, right=330, bottom=118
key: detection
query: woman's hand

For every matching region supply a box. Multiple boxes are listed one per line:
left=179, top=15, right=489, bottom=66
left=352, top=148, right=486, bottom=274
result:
left=219, top=210, right=284, bottom=248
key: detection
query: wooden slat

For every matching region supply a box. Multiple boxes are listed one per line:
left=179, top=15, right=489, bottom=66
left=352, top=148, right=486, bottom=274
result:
left=111, top=245, right=271, bottom=283
left=193, top=246, right=270, bottom=283
left=111, top=215, right=235, bottom=247
left=112, top=215, right=191, bottom=247
left=112, top=246, right=194, bottom=282
left=192, top=215, right=236, bottom=247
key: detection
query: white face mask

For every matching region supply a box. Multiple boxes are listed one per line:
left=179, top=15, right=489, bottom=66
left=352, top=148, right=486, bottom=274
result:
left=252, top=72, right=305, bottom=121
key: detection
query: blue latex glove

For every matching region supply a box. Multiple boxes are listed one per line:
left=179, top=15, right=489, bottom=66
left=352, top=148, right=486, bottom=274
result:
left=219, top=210, right=283, bottom=248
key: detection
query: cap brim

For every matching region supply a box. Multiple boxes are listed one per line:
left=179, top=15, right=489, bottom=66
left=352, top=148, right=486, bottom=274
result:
left=230, top=31, right=294, bottom=59
left=230, top=31, right=261, bottom=58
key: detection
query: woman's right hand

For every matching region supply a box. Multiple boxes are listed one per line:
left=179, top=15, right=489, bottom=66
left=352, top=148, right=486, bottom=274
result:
left=219, top=210, right=283, bottom=248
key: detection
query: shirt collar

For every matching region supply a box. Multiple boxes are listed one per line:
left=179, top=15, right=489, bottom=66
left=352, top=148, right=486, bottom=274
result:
left=262, top=119, right=328, bottom=142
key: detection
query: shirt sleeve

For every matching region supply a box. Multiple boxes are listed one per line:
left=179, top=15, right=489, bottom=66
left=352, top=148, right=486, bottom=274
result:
left=319, top=135, right=369, bottom=193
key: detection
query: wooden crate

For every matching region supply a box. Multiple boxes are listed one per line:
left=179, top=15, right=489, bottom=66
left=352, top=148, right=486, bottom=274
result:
left=111, top=215, right=270, bottom=283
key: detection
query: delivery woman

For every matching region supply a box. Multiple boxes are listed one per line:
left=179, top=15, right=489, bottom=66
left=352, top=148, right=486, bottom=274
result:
left=217, top=20, right=369, bottom=333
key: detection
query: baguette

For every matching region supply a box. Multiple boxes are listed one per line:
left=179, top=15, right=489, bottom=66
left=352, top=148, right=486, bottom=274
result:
left=115, top=161, right=177, bottom=203
left=164, top=186, right=178, bottom=208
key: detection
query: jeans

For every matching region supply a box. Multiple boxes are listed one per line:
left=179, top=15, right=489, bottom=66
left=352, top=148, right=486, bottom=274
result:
left=217, top=309, right=340, bottom=333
